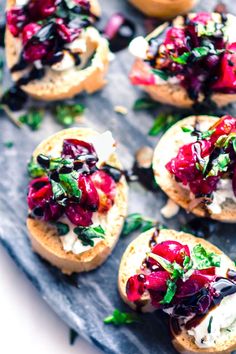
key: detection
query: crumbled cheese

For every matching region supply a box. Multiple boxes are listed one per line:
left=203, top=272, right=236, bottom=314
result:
left=225, top=14, right=236, bottom=43
left=51, top=50, right=75, bottom=71
left=89, top=131, right=116, bottom=165
left=188, top=293, right=236, bottom=348
left=161, top=198, right=180, bottom=218
left=65, top=38, right=87, bottom=54
left=129, top=36, right=149, bottom=59
left=15, top=0, right=28, bottom=5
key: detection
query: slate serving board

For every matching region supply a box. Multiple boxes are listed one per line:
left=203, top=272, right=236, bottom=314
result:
left=1, top=0, right=236, bottom=353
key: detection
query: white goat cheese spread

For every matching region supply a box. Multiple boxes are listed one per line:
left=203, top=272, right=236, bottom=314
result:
left=188, top=292, right=236, bottom=348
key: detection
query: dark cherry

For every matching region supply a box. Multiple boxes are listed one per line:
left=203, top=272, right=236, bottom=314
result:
left=1, top=86, right=28, bottom=111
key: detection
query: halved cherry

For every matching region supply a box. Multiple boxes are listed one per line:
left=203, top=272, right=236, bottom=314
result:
left=90, top=171, right=116, bottom=213
left=22, top=23, right=42, bottom=45
left=78, top=174, right=99, bottom=211
left=62, top=139, right=96, bottom=160
left=126, top=274, right=146, bottom=302
left=152, top=240, right=190, bottom=266
left=176, top=273, right=215, bottom=298
left=65, top=203, right=93, bottom=227
left=129, top=59, right=156, bottom=86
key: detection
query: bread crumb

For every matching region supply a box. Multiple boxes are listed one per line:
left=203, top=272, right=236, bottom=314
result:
left=114, top=105, right=128, bottom=115
left=161, top=199, right=179, bottom=218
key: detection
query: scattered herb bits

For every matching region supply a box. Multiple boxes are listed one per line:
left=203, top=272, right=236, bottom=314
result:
left=73, top=225, right=105, bottom=247
left=54, top=103, right=85, bottom=127
left=53, top=221, right=69, bottom=236
left=122, top=213, right=163, bottom=236
left=3, top=141, right=14, bottom=148
left=133, top=97, right=157, bottom=111
left=104, top=309, right=138, bottom=326
left=19, top=109, right=44, bottom=130
left=149, top=113, right=181, bottom=136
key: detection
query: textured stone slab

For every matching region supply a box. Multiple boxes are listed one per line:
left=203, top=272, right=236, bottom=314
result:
left=0, top=0, right=236, bottom=353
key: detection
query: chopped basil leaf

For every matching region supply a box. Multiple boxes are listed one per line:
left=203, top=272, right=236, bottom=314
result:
left=19, top=109, right=44, bottom=131
left=28, top=159, right=45, bottom=178
left=104, top=309, right=138, bottom=326
left=59, top=171, right=81, bottom=199
left=171, top=52, right=190, bottom=64
left=207, top=316, right=213, bottom=334
left=181, top=126, right=194, bottom=133
left=207, top=153, right=230, bottom=177
left=133, top=97, right=157, bottom=111
left=233, top=138, right=236, bottom=153
left=151, top=68, right=168, bottom=81
left=200, top=129, right=215, bottom=140
left=51, top=179, right=67, bottom=203
left=192, top=244, right=221, bottom=269
left=149, top=113, right=180, bottom=136
left=4, top=141, right=14, bottom=148
left=73, top=225, right=105, bottom=247
left=160, top=279, right=177, bottom=304
left=122, top=213, right=157, bottom=236
left=54, top=103, right=85, bottom=127
left=69, top=328, right=79, bottom=346
left=53, top=221, right=69, bottom=236
left=49, top=157, right=73, bottom=171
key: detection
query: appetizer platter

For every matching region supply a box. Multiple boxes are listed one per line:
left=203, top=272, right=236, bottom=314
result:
left=1, top=0, right=236, bottom=354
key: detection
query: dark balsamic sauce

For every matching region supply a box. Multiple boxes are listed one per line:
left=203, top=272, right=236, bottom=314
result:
left=101, top=164, right=123, bottom=182
left=181, top=218, right=218, bottom=239
left=182, top=278, right=236, bottom=330
left=0, top=22, right=5, bottom=48
left=1, top=86, right=28, bottom=111
left=141, top=227, right=160, bottom=271
left=107, top=18, right=136, bottom=53
left=16, top=67, right=45, bottom=86
left=131, top=162, right=159, bottom=192
left=227, top=269, right=236, bottom=280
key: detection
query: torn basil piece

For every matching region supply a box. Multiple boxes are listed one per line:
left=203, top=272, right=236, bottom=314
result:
left=73, top=225, right=105, bottom=247
left=53, top=221, right=70, bottom=236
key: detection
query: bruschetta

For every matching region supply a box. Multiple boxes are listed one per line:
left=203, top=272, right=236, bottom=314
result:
left=153, top=115, right=236, bottom=222
left=129, top=13, right=236, bottom=108
left=27, top=128, right=128, bottom=274
left=5, top=0, right=110, bottom=100
left=119, top=227, right=236, bottom=353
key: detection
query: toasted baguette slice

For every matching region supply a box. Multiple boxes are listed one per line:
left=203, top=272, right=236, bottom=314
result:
left=130, top=13, right=236, bottom=108
left=118, top=228, right=236, bottom=353
left=153, top=115, right=236, bottom=222
left=129, top=0, right=198, bottom=19
left=27, top=128, right=128, bottom=274
left=5, top=0, right=110, bottom=101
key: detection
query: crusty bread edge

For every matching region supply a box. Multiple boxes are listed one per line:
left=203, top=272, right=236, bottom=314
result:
left=129, top=0, right=198, bottom=19
left=118, top=227, right=236, bottom=353
left=27, top=128, right=128, bottom=274
left=153, top=115, right=236, bottom=222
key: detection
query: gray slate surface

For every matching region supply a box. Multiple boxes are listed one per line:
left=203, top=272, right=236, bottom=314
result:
left=0, top=0, right=236, bottom=353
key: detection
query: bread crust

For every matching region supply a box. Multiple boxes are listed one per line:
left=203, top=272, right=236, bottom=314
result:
left=27, top=128, right=128, bottom=274
left=131, top=12, right=236, bottom=108
left=153, top=115, right=236, bottom=222
left=5, top=0, right=110, bottom=101
left=118, top=228, right=236, bottom=353
left=129, top=0, right=198, bottom=19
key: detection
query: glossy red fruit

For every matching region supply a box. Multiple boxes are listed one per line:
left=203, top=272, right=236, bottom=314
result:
left=78, top=175, right=99, bottom=211
left=145, top=271, right=169, bottom=291
left=23, top=41, right=48, bottom=62
left=27, top=177, right=63, bottom=221
left=28, top=177, right=52, bottom=209
left=191, top=13, right=212, bottom=25
left=28, top=0, right=57, bottom=20
left=65, top=203, right=93, bottom=226
left=91, top=171, right=116, bottom=212
left=126, top=274, right=146, bottom=302
left=6, top=8, right=26, bottom=36
left=209, top=116, right=236, bottom=143
left=212, top=43, right=236, bottom=92
left=56, top=19, right=82, bottom=43
left=22, top=23, right=41, bottom=45
left=176, top=273, right=215, bottom=298
left=152, top=240, right=190, bottom=266
left=62, top=139, right=96, bottom=160
left=164, top=27, right=187, bottom=53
